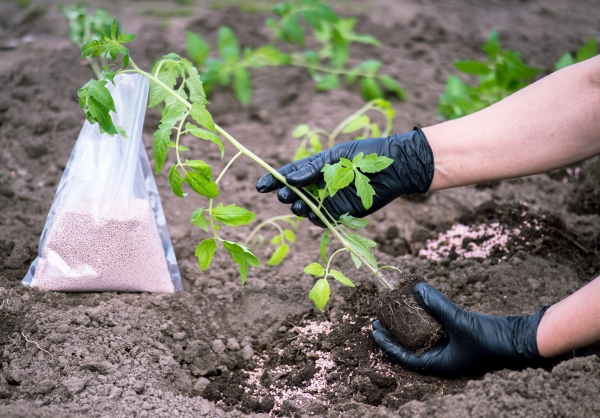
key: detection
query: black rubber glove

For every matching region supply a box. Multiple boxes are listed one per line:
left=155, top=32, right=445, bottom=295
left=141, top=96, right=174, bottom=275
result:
left=372, top=283, right=550, bottom=377
left=255, top=127, right=434, bottom=227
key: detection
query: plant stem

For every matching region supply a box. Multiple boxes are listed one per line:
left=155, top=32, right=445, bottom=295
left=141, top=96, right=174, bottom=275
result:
left=215, top=151, right=242, bottom=184
left=325, top=248, right=346, bottom=277
left=328, top=100, right=376, bottom=148
left=244, top=215, right=297, bottom=246
left=127, top=59, right=393, bottom=291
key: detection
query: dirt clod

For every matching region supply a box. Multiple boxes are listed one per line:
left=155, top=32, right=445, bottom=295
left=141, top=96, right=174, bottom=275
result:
left=377, top=274, right=445, bottom=353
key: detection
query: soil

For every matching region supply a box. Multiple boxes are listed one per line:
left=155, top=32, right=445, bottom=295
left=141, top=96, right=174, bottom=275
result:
left=377, top=275, right=445, bottom=353
left=1, top=0, right=600, bottom=417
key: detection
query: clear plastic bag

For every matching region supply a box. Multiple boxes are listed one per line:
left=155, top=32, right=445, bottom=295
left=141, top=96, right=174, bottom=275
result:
left=23, top=74, right=182, bottom=292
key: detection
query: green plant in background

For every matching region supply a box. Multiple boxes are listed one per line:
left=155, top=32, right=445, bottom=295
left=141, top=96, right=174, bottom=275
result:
left=79, top=20, right=398, bottom=310
left=291, top=98, right=394, bottom=161
left=438, top=29, right=541, bottom=120
left=61, top=4, right=115, bottom=78
left=186, top=0, right=406, bottom=105
left=554, top=36, right=597, bottom=71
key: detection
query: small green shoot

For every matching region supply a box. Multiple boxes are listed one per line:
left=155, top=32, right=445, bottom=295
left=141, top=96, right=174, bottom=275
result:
left=555, top=37, right=597, bottom=71
left=438, top=29, right=541, bottom=120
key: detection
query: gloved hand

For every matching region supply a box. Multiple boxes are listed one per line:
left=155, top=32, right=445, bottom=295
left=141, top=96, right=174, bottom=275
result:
left=372, top=283, right=550, bottom=376
left=255, top=128, right=434, bottom=227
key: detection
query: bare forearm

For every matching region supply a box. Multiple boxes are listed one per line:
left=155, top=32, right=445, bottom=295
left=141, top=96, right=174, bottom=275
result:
left=423, top=55, right=600, bottom=191
left=536, top=276, right=600, bottom=357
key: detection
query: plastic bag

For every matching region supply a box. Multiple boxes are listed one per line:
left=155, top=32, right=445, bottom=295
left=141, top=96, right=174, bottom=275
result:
left=23, top=74, right=182, bottom=293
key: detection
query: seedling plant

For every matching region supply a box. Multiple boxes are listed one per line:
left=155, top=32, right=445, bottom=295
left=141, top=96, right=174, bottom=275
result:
left=186, top=0, right=407, bottom=105
left=438, top=29, right=541, bottom=120
left=78, top=21, right=400, bottom=309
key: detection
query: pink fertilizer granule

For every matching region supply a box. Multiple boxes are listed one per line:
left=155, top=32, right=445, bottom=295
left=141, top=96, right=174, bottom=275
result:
left=419, top=222, right=520, bottom=261
left=33, top=199, right=174, bottom=293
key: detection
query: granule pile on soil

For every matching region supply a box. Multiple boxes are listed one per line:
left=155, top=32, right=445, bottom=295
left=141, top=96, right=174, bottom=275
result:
left=32, top=199, right=174, bottom=293
left=376, top=274, right=445, bottom=353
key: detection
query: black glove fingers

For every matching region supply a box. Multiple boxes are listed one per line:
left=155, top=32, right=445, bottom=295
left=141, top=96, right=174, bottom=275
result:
left=277, top=187, right=298, bottom=204
left=413, top=283, right=463, bottom=334
left=307, top=211, right=326, bottom=228
left=286, top=153, right=327, bottom=187
left=371, top=321, right=423, bottom=369
left=291, top=200, right=311, bottom=217
left=255, top=156, right=317, bottom=193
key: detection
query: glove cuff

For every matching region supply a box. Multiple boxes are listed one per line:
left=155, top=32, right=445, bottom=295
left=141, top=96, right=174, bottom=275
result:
left=386, top=127, right=435, bottom=195
left=512, top=305, right=550, bottom=362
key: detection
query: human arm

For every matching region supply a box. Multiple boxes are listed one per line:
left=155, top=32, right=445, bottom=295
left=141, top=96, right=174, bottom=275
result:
left=425, top=55, right=600, bottom=191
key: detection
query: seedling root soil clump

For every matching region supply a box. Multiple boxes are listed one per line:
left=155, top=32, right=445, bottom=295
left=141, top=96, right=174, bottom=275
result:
left=376, top=274, right=445, bottom=353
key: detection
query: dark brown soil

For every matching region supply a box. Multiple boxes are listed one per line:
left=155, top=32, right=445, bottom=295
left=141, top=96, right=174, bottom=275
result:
left=377, top=275, right=445, bottom=353
left=1, top=0, right=600, bottom=417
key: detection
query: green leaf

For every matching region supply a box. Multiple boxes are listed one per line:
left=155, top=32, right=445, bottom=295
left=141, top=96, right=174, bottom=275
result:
left=196, top=238, right=217, bottom=271
left=218, top=26, right=240, bottom=62
left=211, top=203, right=256, bottom=227
left=280, top=14, right=304, bottom=45
left=153, top=124, right=171, bottom=174
left=292, top=124, right=310, bottom=138
left=344, top=232, right=378, bottom=269
left=186, top=122, right=224, bottom=158
left=267, top=243, right=289, bottom=266
left=222, top=240, right=260, bottom=284
left=304, top=262, right=325, bottom=277
left=360, top=78, right=383, bottom=101
left=309, top=278, right=330, bottom=311
left=117, top=33, right=136, bottom=43
left=454, top=60, right=491, bottom=75
left=283, top=229, right=296, bottom=243
left=308, top=134, right=322, bottom=152
left=483, top=29, right=500, bottom=57
left=554, top=52, right=574, bottom=71
left=576, top=37, right=597, bottom=62
left=329, top=270, right=354, bottom=287
left=352, top=153, right=394, bottom=173
left=333, top=163, right=355, bottom=190
left=183, top=171, right=219, bottom=198
left=110, top=19, right=117, bottom=39
left=81, top=40, right=103, bottom=58
left=331, top=26, right=349, bottom=68
left=271, top=235, right=282, bottom=245
left=189, top=103, right=216, bottom=132
left=315, top=73, right=339, bottom=91
left=190, top=208, right=209, bottom=232
left=355, top=170, right=375, bottom=210
left=379, top=75, right=407, bottom=101
left=161, top=102, right=187, bottom=126
left=168, top=165, right=186, bottom=197
left=185, top=66, right=207, bottom=105
left=88, top=80, right=116, bottom=112
left=186, top=31, right=210, bottom=65
left=320, top=230, right=330, bottom=264
left=342, top=115, right=370, bottom=134
left=233, top=68, right=252, bottom=105
left=185, top=159, right=212, bottom=178
left=339, top=213, right=370, bottom=230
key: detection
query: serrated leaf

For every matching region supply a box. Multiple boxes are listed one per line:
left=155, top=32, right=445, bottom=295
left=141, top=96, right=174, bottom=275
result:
left=344, top=232, right=378, bottom=269
left=88, top=80, right=116, bottom=112
left=342, top=115, right=370, bottom=134
left=183, top=171, right=219, bottom=198
left=454, top=60, right=491, bottom=75
left=304, top=262, right=325, bottom=277
left=153, top=124, right=171, bottom=174
left=189, top=103, right=216, bottom=132
left=283, top=229, right=295, bottom=243
left=149, top=81, right=169, bottom=108
left=161, top=101, right=187, bottom=126
left=222, top=240, right=260, bottom=284
left=211, top=203, right=256, bottom=227
left=320, top=230, right=330, bottom=264
left=117, top=33, right=136, bottom=43
left=309, top=278, right=330, bottom=311
left=271, top=235, right=282, bottom=245
left=233, top=67, right=252, bottom=105
left=292, top=124, right=310, bottom=138
left=185, top=159, right=212, bottom=178
left=186, top=31, right=210, bottom=65
left=81, top=39, right=103, bottom=58
left=218, top=26, right=240, bottom=62
left=267, top=243, right=289, bottom=266
left=186, top=122, right=224, bottom=157
left=191, top=208, right=209, bottom=232
left=355, top=170, right=375, bottom=209
left=333, top=164, right=355, bottom=190
left=329, top=270, right=354, bottom=287
left=185, top=66, right=207, bottom=105
left=360, top=77, right=383, bottom=101
left=168, top=165, right=186, bottom=197
left=316, top=73, right=339, bottom=91
left=353, top=153, right=394, bottom=173
left=339, top=213, right=370, bottom=230
left=196, top=238, right=217, bottom=271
